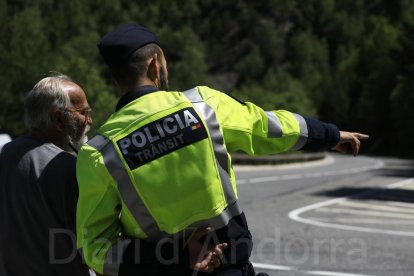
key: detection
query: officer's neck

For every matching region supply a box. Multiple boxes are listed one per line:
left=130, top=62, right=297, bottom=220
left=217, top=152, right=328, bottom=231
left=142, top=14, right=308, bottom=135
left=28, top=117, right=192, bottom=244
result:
left=120, top=78, right=158, bottom=95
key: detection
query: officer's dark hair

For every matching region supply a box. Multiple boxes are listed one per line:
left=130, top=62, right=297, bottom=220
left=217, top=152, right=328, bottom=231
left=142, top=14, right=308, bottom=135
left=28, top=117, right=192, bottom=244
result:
left=109, top=43, right=162, bottom=91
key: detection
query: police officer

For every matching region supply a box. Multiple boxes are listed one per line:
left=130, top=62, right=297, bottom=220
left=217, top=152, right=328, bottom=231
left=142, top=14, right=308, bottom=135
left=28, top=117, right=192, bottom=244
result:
left=76, top=23, right=368, bottom=276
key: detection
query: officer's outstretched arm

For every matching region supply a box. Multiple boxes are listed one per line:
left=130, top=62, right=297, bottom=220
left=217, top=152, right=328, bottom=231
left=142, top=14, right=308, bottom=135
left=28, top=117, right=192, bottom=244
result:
left=198, top=87, right=341, bottom=155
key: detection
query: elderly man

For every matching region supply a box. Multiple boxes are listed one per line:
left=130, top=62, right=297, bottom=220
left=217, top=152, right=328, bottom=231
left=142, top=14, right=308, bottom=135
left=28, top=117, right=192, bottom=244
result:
left=0, top=75, right=92, bottom=276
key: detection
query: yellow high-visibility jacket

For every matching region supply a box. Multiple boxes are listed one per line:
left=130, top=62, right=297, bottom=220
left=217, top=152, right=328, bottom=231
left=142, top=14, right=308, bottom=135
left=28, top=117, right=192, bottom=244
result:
left=76, top=86, right=339, bottom=275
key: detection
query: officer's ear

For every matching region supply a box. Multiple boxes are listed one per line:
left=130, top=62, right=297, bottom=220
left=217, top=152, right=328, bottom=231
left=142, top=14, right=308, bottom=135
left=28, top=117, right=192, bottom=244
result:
left=147, top=54, right=160, bottom=82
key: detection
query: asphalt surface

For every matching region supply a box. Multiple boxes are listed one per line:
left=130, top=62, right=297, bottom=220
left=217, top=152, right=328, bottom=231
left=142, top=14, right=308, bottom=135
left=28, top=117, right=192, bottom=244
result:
left=234, top=153, right=414, bottom=276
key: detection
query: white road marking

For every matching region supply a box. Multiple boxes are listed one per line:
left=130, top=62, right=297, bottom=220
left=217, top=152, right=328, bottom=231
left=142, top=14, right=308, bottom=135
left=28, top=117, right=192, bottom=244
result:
left=316, top=207, right=414, bottom=219
left=288, top=178, right=414, bottom=236
left=306, top=217, right=414, bottom=225
left=247, top=157, right=386, bottom=276
left=236, top=179, right=248, bottom=184
left=304, top=172, right=323, bottom=178
left=252, top=262, right=293, bottom=271
left=338, top=200, right=414, bottom=214
left=304, top=270, right=375, bottom=276
left=249, top=175, right=281, bottom=183
left=237, top=157, right=383, bottom=185
left=385, top=201, right=414, bottom=208
left=252, top=262, right=375, bottom=276
left=281, top=174, right=303, bottom=180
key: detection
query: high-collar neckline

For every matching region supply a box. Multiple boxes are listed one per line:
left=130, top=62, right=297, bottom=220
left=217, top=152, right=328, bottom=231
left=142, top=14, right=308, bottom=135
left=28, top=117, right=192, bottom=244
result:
left=115, top=86, right=160, bottom=111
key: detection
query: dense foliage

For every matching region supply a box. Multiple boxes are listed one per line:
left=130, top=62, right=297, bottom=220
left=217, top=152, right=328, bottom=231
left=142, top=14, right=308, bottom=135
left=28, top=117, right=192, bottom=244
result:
left=1, top=0, right=413, bottom=157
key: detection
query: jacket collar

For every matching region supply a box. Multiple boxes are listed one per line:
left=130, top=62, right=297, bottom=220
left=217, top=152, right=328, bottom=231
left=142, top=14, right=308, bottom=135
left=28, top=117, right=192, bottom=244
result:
left=115, top=86, right=160, bottom=111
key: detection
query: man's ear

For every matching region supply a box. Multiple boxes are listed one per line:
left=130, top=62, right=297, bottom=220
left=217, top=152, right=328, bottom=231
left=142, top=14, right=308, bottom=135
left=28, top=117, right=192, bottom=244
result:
left=147, top=54, right=160, bottom=82
left=51, top=109, right=65, bottom=131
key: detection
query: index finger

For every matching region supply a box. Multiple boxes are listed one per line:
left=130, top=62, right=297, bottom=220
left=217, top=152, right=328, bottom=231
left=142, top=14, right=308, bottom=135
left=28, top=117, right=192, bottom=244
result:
left=194, top=251, right=212, bottom=271
left=353, top=133, right=369, bottom=140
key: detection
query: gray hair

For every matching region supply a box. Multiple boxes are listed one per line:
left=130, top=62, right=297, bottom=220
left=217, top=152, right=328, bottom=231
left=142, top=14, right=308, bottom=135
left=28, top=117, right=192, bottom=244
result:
left=24, top=74, right=73, bottom=130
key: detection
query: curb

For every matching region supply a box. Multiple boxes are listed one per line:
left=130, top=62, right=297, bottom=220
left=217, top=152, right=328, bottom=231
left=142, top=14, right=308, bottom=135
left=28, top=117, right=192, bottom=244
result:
left=231, top=152, right=326, bottom=165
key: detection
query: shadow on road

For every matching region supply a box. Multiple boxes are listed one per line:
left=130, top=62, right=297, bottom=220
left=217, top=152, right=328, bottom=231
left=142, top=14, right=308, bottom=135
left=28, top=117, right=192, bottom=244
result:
left=376, top=158, right=414, bottom=178
left=313, top=156, right=414, bottom=204
left=314, top=187, right=414, bottom=204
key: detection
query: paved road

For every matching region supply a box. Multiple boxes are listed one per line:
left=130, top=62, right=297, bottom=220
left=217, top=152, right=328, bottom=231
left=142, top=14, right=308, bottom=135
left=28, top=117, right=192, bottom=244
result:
left=234, top=153, right=414, bottom=276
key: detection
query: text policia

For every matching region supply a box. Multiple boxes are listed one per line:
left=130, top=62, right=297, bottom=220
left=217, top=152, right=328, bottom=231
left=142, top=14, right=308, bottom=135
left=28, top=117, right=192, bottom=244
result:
left=118, top=108, right=208, bottom=169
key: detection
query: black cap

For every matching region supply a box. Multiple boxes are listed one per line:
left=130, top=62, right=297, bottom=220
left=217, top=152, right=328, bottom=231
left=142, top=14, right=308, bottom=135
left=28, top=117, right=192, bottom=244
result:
left=98, top=23, right=159, bottom=66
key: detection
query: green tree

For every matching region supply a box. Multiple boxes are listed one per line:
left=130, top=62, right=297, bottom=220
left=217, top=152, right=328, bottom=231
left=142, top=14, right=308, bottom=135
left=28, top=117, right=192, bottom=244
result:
left=390, top=0, right=414, bottom=157
left=1, top=0, right=413, bottom=157
left=0, top=5, right=51, bottom=135
left=235, top=70, right=316, bottom=116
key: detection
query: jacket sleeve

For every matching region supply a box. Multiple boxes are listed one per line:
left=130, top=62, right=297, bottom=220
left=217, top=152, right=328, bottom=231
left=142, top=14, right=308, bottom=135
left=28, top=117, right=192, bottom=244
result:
left=198, top=86, right=339, bottom=155
left=76, top=143, right=124, bottom=274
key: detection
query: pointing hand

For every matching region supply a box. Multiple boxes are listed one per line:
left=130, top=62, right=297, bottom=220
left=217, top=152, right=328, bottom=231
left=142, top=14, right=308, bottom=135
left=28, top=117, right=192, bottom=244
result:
left=333, top=131, right=369, bottom=156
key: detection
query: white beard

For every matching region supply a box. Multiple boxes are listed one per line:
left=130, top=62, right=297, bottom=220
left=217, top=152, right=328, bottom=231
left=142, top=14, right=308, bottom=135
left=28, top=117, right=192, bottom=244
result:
left=69, top=124, right=90, bottom=152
